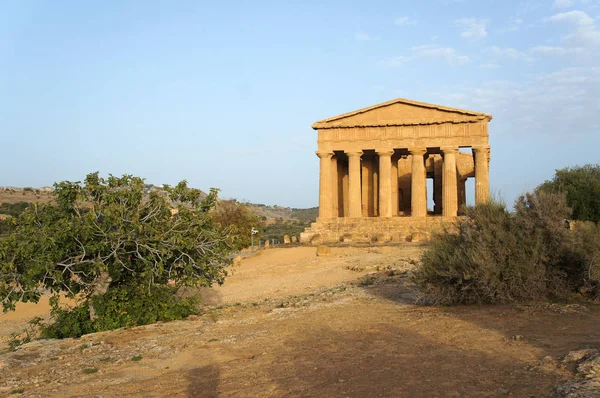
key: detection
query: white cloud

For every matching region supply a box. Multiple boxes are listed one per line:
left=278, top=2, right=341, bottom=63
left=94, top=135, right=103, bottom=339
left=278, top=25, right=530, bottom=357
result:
left=381, top=45, right=470, bottom=67
left=428, top=67, right=600, bottom=136
left=491, top=46, right=535, bottom=62
left=498, top=17, right=524, bottom=33
left=531, top=45, right=585, bottom=56
left=355, top=32, right=380, bottom=41
left=546, top=10, right=594, bottom=26
left=544, top=10, right=600, bottom=50
left=563, top=25, right=600, bottom=46
left=480, top=62, right=501, bottom=69
left=553, top=0, right=574, bottom=8
left=454, top=18, right=488, bottom=39
left=395, top=16, right=417, bottom=26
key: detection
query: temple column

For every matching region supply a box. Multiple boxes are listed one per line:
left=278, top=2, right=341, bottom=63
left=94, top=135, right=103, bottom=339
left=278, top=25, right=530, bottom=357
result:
left=347, top=151, right=363, bottom=218
left=377, top=149, right=394, bottom=217
left=473, top=146, right=491, bottom=204
left=409, top=148, right=427, bottom=217
left=391, top=155, right=399, bottom=216
left=458, top=177, right=467, bottom=213
left=441, top=147, right=458, bottom=217
left=342, top=162, right=349, bottom=217
left=398, top=156, right=412, bottom=214
left=331, top=155, right=339, bottom=218
left=433, top=156, right=443, bottom=214
left=317, top=151, right=334, bottom=220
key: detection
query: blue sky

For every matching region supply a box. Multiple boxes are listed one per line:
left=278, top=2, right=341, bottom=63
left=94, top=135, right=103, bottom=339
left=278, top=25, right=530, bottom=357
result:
left=1, top=0, right=599, bottom=208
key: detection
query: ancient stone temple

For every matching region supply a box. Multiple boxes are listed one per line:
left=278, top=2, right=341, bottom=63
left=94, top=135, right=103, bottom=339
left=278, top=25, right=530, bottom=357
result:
left=300, top=98, right=492, bottom=244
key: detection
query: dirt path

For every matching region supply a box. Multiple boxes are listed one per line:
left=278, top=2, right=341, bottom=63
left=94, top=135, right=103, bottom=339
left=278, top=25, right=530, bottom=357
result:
left=200, top=245, right=422, bottom=305
left=1, top=245, right=599, bottom=397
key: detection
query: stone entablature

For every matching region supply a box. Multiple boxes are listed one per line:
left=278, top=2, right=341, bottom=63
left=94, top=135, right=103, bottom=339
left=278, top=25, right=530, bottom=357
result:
left=301, top=98, right=492, bottom=244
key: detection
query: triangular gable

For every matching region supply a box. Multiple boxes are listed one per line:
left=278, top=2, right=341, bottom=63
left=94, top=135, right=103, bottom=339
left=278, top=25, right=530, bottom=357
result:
left=312, top=98, right=492, bottom=129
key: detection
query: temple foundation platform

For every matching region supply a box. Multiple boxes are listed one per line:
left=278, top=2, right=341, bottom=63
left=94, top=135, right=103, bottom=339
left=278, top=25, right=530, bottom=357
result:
left=300, top=216, right=458, bottom=245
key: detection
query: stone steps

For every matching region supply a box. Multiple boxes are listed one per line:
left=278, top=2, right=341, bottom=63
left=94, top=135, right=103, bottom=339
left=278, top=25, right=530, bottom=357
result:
left=301, top=216, right=458, bottom=245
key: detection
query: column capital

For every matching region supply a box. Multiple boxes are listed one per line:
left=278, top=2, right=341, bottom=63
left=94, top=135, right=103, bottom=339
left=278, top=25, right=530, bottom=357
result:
left=315, top=151, right=334, bottom=159
left=440, top=147, right=459, bottom=155
left=346, top=151, right=363, bottom=158
left=472, top=146, right=491, bottom=154
left=408, top=147, right=427, bottom=156
left=376, top=148, right=395, bottom=157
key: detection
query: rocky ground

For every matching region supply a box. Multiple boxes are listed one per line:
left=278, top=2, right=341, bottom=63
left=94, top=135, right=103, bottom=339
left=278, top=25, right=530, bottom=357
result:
left=1, top=245, right=600, bottom=397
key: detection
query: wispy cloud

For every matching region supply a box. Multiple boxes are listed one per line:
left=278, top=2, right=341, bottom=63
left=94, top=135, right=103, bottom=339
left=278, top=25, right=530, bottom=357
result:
left=531, top=45, right=585, bottom=57
left=381, top=45, right=470, bottom=67
left=553, top=0, right=574, bottom=8
left=428, top=67, right=600, bottom=136
left=480, top=62, right=501, bottom=69
left=491, top=46, right=535, bottom=62
left=543, top=10, right=600, bottom=52
left=546, top=10, right=594, bottom=26
left=355, top=32, right=380, bottom=41
left=498, top=16, right=524, bottom=33
left=395, top=16, right=417, bottom=26
left=454, top=18, right=488, bottom=39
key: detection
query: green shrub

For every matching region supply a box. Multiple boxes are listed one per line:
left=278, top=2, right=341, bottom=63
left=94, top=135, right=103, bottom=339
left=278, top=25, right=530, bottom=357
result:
left=40, top=284, right=198, bottom=339
left=40, top=299, right=94, bottom=339
left=413, top=192, right=600, bottom=305
left=0, top=202, right=30, bottom=217
left=91, top=284, right=198, bottom=332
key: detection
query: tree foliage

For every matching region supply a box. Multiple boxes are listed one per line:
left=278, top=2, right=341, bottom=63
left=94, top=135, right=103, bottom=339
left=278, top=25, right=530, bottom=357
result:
left=0, top=172, right=234, bottom=325
left=536, top=164, right=600, bottom=223
left=0, top=202, right=30, bottom=218
left=263, top=219, right=309, bottom=242
left=209, top=199, right=265, bottom=250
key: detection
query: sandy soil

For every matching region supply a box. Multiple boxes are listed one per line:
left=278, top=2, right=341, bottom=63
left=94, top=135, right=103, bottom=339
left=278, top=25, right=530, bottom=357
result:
left=0, top=191, right=54, bottom=205
left=1, top=245, right=599, bottom=397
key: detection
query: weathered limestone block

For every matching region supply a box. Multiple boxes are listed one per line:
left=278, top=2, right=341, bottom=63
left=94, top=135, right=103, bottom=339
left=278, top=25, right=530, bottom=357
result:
left=316, top=246, right=331, bottom=257
left=284, top=235, right=291, bottom=244
left=410, top=232, right=423, bottom=242
left=376, top=233, right=392, bottom=243
left=264, top=240, right=270, bottom=249
left=291, top=236, right=298, bottom=243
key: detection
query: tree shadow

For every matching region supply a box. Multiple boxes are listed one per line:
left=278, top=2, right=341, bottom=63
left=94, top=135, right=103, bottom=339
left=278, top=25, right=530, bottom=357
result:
left=359, top=272, right=419, bottom=305
left=187, top=364, right=220, bottom=397
left=361, top=274, right=600, bottom=368
left=213, top=315, right=564, bottom=397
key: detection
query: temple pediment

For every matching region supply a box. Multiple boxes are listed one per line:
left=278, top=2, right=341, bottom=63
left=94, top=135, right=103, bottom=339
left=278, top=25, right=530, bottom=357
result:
left=312, top=98, right=492, bottom=129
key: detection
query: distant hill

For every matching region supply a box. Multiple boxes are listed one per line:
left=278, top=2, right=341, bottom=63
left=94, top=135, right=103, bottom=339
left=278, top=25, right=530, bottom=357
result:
left=0, top=185, right=318, bottom=224
left=247, top=203, right=318, bottom=223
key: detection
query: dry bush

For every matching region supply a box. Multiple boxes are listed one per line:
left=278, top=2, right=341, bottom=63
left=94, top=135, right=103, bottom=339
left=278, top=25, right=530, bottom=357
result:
left=413, top=192, right=600, bottom=305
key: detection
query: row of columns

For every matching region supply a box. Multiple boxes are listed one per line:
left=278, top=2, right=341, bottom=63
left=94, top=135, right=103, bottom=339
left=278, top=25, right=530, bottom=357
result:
left=317, top=147, right=490, bottom=220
